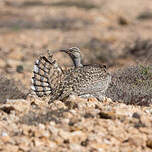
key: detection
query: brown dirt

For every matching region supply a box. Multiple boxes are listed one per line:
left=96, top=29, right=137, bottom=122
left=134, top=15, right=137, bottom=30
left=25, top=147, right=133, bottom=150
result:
left=0, top=0, right=152, bottom=151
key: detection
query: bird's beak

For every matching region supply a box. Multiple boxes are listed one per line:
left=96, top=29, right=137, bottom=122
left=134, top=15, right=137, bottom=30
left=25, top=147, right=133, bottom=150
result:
left=50, top=49, right=71, bottom=56
left=58, top=49, right=71, bottom=54
left=58, top=49, right=68, bottom=52
left=51, top=49, right=66, bottom=54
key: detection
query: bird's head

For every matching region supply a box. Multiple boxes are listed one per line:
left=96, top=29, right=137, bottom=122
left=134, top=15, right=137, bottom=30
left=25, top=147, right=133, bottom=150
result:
left=59, top=47, right=82, bottom=67
left=60, top=47, right=81, bottom=60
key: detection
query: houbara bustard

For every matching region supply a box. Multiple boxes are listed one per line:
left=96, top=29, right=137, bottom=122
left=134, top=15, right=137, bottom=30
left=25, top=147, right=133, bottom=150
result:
left=31, top=47, right=111, bottom=103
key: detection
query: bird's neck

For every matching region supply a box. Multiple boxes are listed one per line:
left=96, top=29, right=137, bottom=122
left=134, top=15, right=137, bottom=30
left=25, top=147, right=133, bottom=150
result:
left=73, top=57, right=83, bottom=67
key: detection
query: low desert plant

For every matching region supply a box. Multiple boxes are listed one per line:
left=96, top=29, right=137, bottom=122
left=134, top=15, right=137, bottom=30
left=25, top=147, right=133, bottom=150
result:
left=106, top=64, right=152, bottom=106
left=0, top=74, right=28, bottom=103
left=51, top=0, right=99, bottom=10
left=125, top=39, right=152, bottom=64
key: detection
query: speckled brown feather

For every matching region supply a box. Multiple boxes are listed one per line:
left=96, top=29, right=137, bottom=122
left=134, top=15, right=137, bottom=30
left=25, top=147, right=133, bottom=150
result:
left=31, top=49, right=111, bottom=102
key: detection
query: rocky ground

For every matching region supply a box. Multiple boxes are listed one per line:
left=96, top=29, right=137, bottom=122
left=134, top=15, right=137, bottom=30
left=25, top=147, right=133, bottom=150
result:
left=0, top=0, right=152, bottom=151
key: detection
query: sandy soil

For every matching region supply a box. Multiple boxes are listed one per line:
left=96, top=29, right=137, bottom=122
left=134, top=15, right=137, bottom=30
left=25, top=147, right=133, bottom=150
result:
left=0, top=0, right=152, bottom=151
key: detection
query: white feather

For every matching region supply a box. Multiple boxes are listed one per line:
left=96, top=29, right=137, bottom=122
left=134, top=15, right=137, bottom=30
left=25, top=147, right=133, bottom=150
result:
left=35, top=59, right=39, bottom=64
left=41, top=82, right=49, bottom=86
left=33, top=65, right=39, bottom=73
left=31, top=85, right=36, bottom=91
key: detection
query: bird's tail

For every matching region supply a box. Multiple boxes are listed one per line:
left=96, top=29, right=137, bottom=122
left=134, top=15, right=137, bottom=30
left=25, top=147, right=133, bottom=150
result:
left=31, top=53, right=62, bottom=97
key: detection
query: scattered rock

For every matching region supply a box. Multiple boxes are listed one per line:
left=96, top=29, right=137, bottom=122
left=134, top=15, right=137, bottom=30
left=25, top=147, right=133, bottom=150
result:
left=132, top=112, right=141, bottom=119
left=118, top=16, right=130, bottom=25
left=16, top=65, right=24, bottom=73
left=98, top=111, right=116, bottom=119
left=146, top=138, right=152, bottom=149
left=137, top=11, right=152, bottom=20
left=0, top=0, right=152, bottom=151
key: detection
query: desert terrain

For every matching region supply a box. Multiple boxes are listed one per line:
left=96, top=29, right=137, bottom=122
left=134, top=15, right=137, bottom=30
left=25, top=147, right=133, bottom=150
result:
left=0, top=0, right=152, bottom=151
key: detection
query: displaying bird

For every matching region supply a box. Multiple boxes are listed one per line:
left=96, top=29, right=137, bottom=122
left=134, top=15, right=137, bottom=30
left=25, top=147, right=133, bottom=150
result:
left=31, top=47, right=111, bottom=103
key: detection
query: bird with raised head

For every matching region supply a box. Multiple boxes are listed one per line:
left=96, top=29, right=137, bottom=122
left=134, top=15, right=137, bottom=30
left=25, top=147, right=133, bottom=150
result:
left=31, top=47, right=111, bottom=103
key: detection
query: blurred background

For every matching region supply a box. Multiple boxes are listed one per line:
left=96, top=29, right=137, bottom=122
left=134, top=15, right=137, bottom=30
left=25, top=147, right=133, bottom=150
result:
left=0, top=0, right=152, bottom=90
